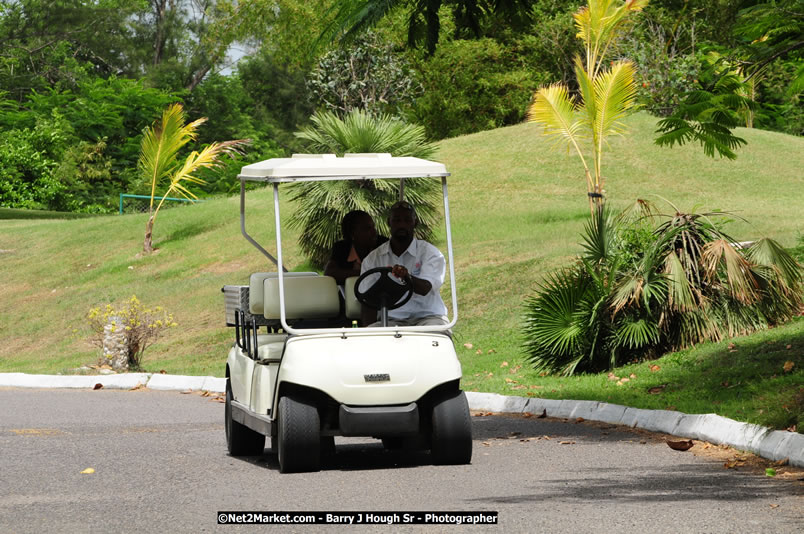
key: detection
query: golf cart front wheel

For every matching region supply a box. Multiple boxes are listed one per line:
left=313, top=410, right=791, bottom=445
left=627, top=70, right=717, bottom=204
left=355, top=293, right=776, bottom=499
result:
left=277, top=395, right=321, bottom=473
left=431, top=390, right=473, bottom=465
left=225, top=380, right=266, bottom=456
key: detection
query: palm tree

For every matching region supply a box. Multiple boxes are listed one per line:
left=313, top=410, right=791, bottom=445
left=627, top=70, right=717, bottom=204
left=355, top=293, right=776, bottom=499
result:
left=291, top=109, right=440, bottom=267
left=320, top=0, right=533, bottom=56
left=139, top=103, right=248, bottom=253
left=527, top=0, right=648, bottom=214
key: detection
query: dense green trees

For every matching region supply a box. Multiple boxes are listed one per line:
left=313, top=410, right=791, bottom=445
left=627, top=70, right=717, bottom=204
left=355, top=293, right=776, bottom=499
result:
left=0, top=0, right=800, bottom=214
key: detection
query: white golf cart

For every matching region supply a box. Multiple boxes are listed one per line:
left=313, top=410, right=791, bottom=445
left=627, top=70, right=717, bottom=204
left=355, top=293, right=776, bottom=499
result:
left=222, top=153, right=471, bottom=473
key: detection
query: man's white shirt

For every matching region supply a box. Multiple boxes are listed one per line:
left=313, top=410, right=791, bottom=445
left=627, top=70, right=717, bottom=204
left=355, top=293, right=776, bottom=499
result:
left=360, top=238, right=447, bottom=320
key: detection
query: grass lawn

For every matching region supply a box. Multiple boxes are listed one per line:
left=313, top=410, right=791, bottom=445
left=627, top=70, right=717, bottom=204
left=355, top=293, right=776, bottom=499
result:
left=1, top=112, right=802, bottom=431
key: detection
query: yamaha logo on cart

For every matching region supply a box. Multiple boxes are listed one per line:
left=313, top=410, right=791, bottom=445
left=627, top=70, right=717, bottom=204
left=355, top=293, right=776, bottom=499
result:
left=364, top=373, right=391, bottom=382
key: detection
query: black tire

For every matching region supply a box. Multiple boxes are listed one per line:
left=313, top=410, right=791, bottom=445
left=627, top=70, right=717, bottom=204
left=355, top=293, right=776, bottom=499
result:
left=431, top=390, right=473, bottom=465
left=381, top=437, right=405, bottom=450
left=277, top=395, right=321, bottom=473
left=225, top=380, right=266, bottom=456
left=320, top=435, right=336, bottom=457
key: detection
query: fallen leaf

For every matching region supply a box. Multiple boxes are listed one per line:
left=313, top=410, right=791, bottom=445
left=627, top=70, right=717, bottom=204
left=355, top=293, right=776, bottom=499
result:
left=522, top=412, right=533, bottom=418
left=129, top=384, right=145, bottom=391
left=529, top=385, right=543, bottom=389
left=783, top=361, right=794, bottom=373
left=487, top=349, right=496, bottom=354
left=504, top=378, right=514, bottom=383
left=769, top=504, right=779, bottom=509
left=575, top=417, right=585, bottom=423
left=559, top=441, right=576, bottom=445
left=93, top=383, right=103, bottom=390
left=180, top=390, right=192, bottom=394
left=482, top=442, right=490, bottom=447
left=765, top=468, right=777, bottom=477
left=619, top=377, right=630, bottom=383
left=629, top=373, right=636, bottom=379
left=649, top=365, right=661, bottom=372
left=500, top=361, right=509, bottom=368
left=463, top=343, right=473, bottom=349
left=80, top=468, right=95, bottom=474
left=511, top=385, right=526, bottom=390
left=159, top=369, right=166, bottom=374
left=511, top=365, right=522, bottom=373
left=728, top=342, right=736, bottom=350
left=608, top=373, right=619, bottom=381
left=475, top=349, right=482, bottom=354
left=648, top=385, right=666, bottom=394
left=537, top=409, right=547, bottom=419
left=538, top=372, right=548, bottom=377
left=615, top=381, right=624, bottom=387
left=667, top=439, right=694, bottom=451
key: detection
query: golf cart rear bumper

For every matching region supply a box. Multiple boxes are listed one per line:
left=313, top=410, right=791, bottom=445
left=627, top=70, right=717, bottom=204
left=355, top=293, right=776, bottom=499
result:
left=339, top=403, right=419, bottom=436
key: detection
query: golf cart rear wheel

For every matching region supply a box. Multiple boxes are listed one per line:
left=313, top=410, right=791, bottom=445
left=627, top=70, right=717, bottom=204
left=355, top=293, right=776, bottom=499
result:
left=225, top=381, right=266, bottom=456
left=277, top=396, right=321, bottom=473
left=431, top=390, right=473, bottom=465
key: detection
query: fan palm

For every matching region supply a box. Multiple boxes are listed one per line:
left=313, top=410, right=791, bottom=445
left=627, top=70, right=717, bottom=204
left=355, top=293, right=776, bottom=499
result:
left=527, top=0, right=648, bottom=214
left=139, top=103, right=248, bottom=253
left=523, top=200, right=803, bottom=375
left=291, top=110, right=441, bottom=267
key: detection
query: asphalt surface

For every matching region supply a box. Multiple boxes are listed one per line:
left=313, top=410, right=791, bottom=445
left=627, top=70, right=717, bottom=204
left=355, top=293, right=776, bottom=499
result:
left=0, top=388, right=801, bottom=533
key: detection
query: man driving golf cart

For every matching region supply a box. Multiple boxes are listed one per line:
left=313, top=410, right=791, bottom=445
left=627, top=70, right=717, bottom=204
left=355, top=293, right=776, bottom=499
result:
left=360, top=200, right=448, bottom=328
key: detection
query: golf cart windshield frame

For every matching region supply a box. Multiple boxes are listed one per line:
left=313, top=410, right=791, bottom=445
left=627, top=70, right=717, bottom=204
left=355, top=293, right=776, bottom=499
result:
left=238, top=160, right=457, bottom=336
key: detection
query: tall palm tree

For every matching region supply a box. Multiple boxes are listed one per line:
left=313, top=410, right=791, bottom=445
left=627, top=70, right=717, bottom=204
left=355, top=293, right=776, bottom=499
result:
left=528, top=0, right=648, bottom=214
left=291, top=110, right=440, bottom=267
left=139, top=103, right=248, bottom=253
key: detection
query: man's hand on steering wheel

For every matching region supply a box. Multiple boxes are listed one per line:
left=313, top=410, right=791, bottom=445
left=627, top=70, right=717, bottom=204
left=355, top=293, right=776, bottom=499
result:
left=391, top=264, right=409, bottom=280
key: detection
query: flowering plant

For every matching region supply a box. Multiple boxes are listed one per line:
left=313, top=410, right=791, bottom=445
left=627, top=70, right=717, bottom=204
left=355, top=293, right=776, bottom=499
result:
left=87, top=295, right=177, bottom=369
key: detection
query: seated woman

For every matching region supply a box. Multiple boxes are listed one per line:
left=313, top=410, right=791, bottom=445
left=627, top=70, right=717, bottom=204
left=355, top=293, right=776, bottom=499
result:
left=324, top=210, right=388, bottom=285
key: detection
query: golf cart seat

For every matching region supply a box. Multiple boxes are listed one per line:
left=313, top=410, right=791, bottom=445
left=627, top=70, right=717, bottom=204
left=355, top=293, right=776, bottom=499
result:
left=344, top=276, right=361, bottom=319
left=261, top=275, right=340, bottom=321
left=248, top=272, right=318, bottom=315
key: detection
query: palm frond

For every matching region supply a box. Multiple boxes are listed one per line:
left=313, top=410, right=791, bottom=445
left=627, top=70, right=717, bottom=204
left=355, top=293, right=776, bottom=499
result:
left=527, top=84, right=588, bottom=161
left=593, top=60, right=638, bottom=140
left=702, top=239, right=760, bottom=304
left=745, top=238, right=803, bottom=292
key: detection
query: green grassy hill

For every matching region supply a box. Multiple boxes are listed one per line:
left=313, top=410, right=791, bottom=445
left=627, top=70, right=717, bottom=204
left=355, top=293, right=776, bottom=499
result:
left=1, top=112, right=802, bottom=429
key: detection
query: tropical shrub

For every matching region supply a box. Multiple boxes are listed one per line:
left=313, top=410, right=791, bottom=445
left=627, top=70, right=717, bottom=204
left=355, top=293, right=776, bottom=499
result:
left=291, top=110, right=440, bottom=268
left=523, top=202, right=803, bottom=375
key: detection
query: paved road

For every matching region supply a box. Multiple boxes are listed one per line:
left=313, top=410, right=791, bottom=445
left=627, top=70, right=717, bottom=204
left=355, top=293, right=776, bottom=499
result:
left=0, top=388, right=801, bottom=533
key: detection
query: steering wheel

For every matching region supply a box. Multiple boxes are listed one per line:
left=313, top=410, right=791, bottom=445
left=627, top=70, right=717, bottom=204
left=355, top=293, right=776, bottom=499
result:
left=354, top=267, right=414, bottom=311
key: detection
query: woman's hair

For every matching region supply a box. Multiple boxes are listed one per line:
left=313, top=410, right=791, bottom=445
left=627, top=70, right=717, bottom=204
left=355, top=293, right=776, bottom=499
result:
left=341, top=210, right=371, bottom=240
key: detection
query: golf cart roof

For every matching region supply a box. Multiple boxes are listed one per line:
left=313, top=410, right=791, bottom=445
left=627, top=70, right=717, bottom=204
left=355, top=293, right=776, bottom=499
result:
left=238, top=153, right=449, bottom=182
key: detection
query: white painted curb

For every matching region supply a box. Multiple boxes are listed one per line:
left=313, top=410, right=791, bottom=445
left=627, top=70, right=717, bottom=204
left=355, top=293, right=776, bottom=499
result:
left=0, top=372, right=225, bottom=393
left=1, top=373, right=799, bottom=467
left=466, top=391, right=804, bottom=468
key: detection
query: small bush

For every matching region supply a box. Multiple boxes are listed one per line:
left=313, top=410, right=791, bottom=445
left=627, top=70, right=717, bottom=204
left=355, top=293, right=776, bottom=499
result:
left=87, top=296, right=177, bottom=370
